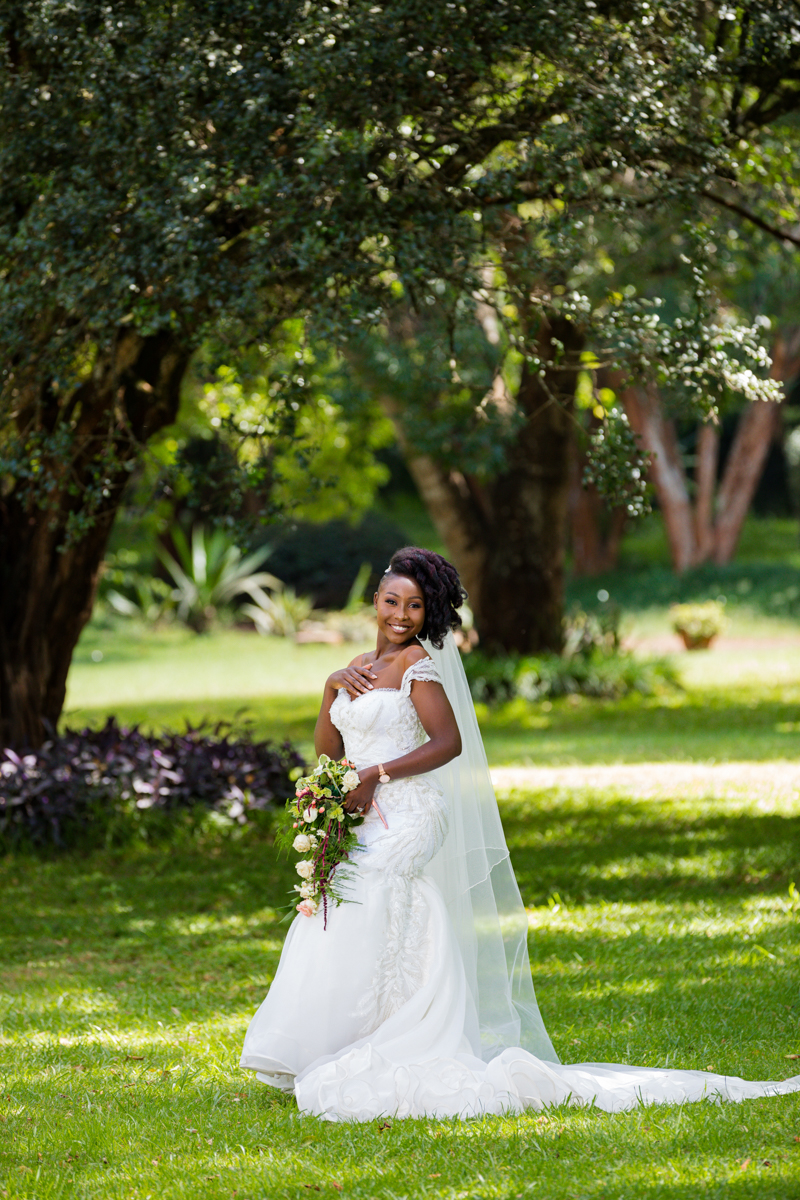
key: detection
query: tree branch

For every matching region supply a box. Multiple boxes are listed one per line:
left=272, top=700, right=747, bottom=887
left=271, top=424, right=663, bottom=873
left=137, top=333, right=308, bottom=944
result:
left=741, top=83, right=800, bottom=131
left=703, top=189, right=800, bottom=248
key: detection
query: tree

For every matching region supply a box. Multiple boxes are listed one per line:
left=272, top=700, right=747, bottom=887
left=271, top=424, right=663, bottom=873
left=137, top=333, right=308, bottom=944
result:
left=568, top=404, right=629, bottom=578
left=1, top=0, right=562, bottom=744
left=620, top=332, right=800, bottom=572
left=4, top=1, right=800, bottom=742
left=335, top=7, right=800, bottom=651
left=357, top=307, right=584, bottom=654
left=606, top=177, right=800, bottom=570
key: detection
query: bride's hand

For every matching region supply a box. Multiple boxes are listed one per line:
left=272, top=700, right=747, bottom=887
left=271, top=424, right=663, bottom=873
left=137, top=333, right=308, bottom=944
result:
left=343, top=769, right=378, bottom=816
left=328, top=663, right=378, bottom=698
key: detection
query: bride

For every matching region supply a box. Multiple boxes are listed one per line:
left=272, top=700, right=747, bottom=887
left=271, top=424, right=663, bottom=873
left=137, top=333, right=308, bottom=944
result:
left=240, top=546, right=800, bottom=1120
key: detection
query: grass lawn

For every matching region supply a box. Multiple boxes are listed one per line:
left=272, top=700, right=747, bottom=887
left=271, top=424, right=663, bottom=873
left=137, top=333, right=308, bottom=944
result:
left=63, top=618, right=800, bottom=766
left=6, top=530, right=800, bottom=1197
left=2, top=784, right=800, bottom=1199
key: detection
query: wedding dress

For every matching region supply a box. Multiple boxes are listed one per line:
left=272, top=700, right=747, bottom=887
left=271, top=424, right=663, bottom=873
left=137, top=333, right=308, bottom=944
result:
left=240, top=647, right=800, bottom=1121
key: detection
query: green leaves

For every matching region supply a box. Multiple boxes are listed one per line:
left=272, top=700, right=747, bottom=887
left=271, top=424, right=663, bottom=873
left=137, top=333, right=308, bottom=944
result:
left=3, top=0, right=800, bottom=550
left=583, top=404, right=651, bottom=518
left=5, top=0, right=800, bottom=381
left=156, top=523, right=276, bottom=633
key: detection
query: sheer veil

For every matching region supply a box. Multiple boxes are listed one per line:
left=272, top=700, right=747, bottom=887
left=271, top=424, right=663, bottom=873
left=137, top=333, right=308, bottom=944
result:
left=421, top=632, right=559, bottom=1064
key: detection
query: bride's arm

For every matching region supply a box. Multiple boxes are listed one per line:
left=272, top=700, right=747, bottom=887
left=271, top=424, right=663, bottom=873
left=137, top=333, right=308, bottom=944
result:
left=342, top=681, right=461, bottom=814
left=313, top=655, right=379, bottom=759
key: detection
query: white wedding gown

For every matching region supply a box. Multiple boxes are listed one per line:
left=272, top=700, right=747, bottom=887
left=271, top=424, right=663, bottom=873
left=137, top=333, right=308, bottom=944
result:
left=240, top=658, right=800, bottom=1120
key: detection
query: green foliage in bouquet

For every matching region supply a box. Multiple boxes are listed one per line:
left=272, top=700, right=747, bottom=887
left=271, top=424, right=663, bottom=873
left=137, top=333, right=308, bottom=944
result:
left=275, top=755, right=365, bottom=928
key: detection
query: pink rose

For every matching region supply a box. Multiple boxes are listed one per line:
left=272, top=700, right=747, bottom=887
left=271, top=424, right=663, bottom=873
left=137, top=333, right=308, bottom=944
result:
left=296, top=899, right=318, bottom=918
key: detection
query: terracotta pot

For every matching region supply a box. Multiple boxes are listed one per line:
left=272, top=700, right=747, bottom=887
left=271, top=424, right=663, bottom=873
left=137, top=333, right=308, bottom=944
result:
left=678, top=631, right=716, bottom=651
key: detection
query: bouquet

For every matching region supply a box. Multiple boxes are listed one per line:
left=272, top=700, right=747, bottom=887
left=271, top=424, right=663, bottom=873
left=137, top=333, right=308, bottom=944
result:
left=276, top=754, right=385, bottom=928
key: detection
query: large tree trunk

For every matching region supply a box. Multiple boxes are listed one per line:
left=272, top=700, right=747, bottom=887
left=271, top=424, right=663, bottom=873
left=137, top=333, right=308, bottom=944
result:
left=478, top=333, right=583, bottom=653
left=383, top=315, right=584, bottom=654
left=0, top=329, right=189, bottom=747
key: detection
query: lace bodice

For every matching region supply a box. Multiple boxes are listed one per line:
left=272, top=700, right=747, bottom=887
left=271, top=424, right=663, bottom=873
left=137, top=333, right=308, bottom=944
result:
left=328, top=654, right=448, bottom=884
left=328, top=655, right=449, bottom=1030
left=329, top=656, right=442, bottom=770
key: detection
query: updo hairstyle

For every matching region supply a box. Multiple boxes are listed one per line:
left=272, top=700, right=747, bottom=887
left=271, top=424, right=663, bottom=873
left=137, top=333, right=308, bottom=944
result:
left=383, top=546, right=466, bottom=649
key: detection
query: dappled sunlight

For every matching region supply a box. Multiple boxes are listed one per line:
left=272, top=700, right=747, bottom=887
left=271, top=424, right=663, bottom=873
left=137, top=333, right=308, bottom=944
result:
left=502, top=789, right=800, bottom=908
left=508, top=782, right=800, bottom=1085
left=482, top=688, right=800, bottom=765
left=3, top=778, right=800, bottom=1197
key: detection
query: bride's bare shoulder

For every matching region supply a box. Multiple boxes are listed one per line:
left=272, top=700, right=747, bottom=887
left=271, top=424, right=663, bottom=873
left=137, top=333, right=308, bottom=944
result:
left=402, top=643, right=431, bottom=668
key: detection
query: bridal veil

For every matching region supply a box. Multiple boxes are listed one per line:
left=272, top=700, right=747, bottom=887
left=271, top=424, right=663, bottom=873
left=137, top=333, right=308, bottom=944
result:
left=421, top=632, right=559, bottom=1065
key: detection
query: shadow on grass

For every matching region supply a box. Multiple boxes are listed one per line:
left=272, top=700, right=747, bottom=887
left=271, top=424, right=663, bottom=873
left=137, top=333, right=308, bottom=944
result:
left=502, top=793, right=800, bottom=906
left=0, top=837, right=296, bottom=1022
left=3, top=785, right=800, bottom=1081
left=60, top=695, right=320, bottom=756
left=481, top=692, right=800, bottom=765
left=62, top=691, right=800, bottom=773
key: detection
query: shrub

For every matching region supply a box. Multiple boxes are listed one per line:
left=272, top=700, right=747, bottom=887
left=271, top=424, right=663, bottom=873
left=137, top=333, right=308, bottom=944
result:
left=98, top=549, right=175, bottom=623
left=463, top=606, right=677, bottom=704
left=158, top=524, right=276, bottom=632
left=298, top=564, right=378, bottom=643
left=105, top=574, right=175, bottom=623
left=463, top=649, right=677, bottom=704
left=0, top=719, right=304, bottom=854
left=318, top=607, right=377, bottom=643
left=242, top=582, right=315, bottom=637
left=562, top=604, right=621, bottom=657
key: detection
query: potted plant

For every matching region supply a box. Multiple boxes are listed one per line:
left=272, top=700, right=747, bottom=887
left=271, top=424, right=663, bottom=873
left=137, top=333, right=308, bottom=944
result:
left=670, top=601, right=727, bottom=650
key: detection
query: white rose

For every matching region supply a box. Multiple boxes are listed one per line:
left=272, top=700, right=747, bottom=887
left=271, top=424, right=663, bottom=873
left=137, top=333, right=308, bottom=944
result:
left=292, top=833, right=312, bottom=853
left=302, top=806, right=318, bottom=823
left=296, top=860, right=315, bottom=880
left=341, top=769, right=361, bottom=793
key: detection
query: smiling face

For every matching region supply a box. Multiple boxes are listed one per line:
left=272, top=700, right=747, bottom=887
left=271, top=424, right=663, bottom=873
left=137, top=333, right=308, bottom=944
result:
left=374, top=573, right=426, bottom=645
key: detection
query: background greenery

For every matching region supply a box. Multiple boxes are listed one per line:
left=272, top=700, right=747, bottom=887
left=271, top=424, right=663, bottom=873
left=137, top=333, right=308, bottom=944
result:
left=65, top=514, right=800, bottom=767
left=4, top=3, right=800, bottom=1191
left=3, top=511, right=800, bottom=1197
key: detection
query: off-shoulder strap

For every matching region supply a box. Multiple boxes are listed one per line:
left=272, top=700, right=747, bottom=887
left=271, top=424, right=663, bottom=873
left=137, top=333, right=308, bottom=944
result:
left=399, top=655, right=441, bottom=698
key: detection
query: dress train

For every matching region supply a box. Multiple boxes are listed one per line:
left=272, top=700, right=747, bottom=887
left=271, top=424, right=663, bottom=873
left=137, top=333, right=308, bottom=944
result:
left=240, top=659, right=800, bottom=1120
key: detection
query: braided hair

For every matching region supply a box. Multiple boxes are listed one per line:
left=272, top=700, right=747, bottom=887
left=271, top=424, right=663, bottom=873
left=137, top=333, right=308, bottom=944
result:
left=382, top=546, right=466, bottom=649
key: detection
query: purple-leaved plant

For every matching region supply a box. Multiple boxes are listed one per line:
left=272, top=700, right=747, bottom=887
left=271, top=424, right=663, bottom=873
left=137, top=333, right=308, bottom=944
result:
left=0, top=717, right=304, bottom=851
